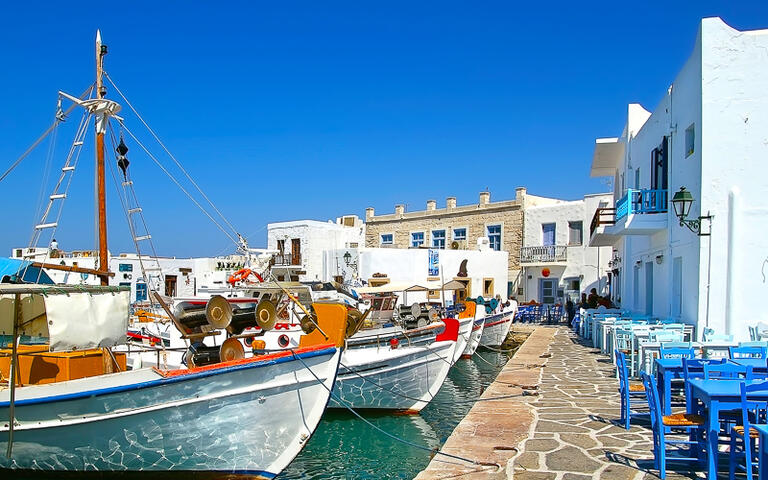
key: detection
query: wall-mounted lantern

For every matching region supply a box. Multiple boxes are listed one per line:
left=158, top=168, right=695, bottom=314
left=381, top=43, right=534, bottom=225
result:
left=343, top=251, right=352, bottom=266
left=671, top=186, right=713, bottom=236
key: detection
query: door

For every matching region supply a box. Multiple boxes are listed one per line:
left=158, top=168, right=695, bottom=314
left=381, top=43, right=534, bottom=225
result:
left=542, top=223, right=556, bottom=246
left=645, top=262, right=653, bottom=316
left=540, top=278, right=557, bottom=305
left=291, top=238, right=301, bottom=265
left=165, top=275, right=177, bottom=297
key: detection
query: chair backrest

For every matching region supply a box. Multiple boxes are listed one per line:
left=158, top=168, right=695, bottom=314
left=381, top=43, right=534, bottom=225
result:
left=739, top=380, right=768, bottom=468
left=659, top=342, right=695, bottom=359
left=729, top=344, right=768, bottom=359
left=650, top=330, right=684, bottom=343
left=703, top=363, right=754, bottom=380
left=615, top=350, right=629, bottom=392
left=749, top=325, right=758, bottom=342
left=683, top=358, right=725, bottom=382
left=704, top=334, right=734, bottom=342
left=641, top=372, right=662, bottom=434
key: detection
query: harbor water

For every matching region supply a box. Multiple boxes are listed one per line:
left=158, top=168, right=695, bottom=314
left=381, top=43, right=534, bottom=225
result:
left=277, top=348, right=514, bottom=480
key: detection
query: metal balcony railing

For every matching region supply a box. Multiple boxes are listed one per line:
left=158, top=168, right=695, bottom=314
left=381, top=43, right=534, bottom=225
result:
left=615, top=188, right=668, bottom=220
left=520, top=245, right=568, bottom=263
left=271, top=253, right=302, bottom=266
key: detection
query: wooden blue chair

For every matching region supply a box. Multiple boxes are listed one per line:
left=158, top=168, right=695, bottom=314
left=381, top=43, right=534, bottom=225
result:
left=659, top=342, right=695, bottom=360
left=683, top=358, right=725, bottom=412
left=615, top=350, right=647, bottom=430
left=730, top=343, right=768, bottom=359
left=641, top=372, right=704, bottom=479
left=729, top=380, right=768, bottom=480
left=703, top=363, right=753, bottom=381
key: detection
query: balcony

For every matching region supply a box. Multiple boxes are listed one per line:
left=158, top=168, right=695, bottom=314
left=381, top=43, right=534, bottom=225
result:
left=270, top=253, right=302, bottom=266
left=520, top=245, right=568, bottom=264
left=589, top=189, right=668, bottom=247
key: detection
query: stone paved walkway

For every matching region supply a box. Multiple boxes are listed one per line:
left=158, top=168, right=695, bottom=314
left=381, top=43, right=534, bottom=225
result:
left=510, top=327, right=707, bottom=480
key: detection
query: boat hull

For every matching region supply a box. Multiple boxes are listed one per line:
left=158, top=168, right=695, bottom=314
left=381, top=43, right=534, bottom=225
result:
left=461, top=312, right=486, bottom=358
left=478, top=311, right=513, bottom=347
left=0, top=345, right=340, bottom=476
left=329, top=339, right=456, bottom=412
left=452, top=317, right=473, bottom=363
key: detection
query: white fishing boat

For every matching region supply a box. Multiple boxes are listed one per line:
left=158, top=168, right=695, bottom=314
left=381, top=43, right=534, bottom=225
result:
left=0, top=31, right=346, bottom=477
left=461, top=302, right=486, bottom=358
left=478, top=306, right=514, bottom=347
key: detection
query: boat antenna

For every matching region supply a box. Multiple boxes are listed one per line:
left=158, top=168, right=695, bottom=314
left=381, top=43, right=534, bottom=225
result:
left=95, top=30, right=109, bottom=286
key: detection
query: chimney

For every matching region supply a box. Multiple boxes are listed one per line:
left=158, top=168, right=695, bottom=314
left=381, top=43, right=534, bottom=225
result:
left=479, top=191, right=491, bottom=206
left=365, top=207, right=375, bottom=220
left=446, top=197, right=456, bottom=209
left=426, top=200, right=436, bottom=211
left=515, top=187, right=526, bottom=203
left=395, top=204, right=405, bottom=216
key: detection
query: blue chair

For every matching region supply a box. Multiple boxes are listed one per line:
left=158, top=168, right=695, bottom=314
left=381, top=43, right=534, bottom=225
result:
left=730, top=343, right=768, bottom=359
left=659, top=342, right=695, bottom=360
left=651, top=331, right=685, bottom=343
left=616, top=350, right=647, bottom=430
left=703, top=327, right=734, bottom=342
left=729, top=380, right=768, bottom=480
left=641, top=372, right=704, bottom=479
left=703, top=363, right=754, bottom=381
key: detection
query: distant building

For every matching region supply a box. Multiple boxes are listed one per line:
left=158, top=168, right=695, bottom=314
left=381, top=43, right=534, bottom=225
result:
left=589, top=17, right=768, bottom=338
left=521, top=193, right=613, bottom=305
left=266, top=215, right=366, bottom=282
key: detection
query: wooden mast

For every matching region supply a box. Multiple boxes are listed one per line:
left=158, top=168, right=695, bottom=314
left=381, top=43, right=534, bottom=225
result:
left=95, top=30, right=109, bottom=286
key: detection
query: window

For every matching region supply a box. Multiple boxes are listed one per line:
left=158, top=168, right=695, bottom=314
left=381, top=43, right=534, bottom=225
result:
left=118, top=263, right=133, bottom=272
left=431, top=230, right=446, bottom=249
left=685, top=124, right=695, bottom=157
left=483, top=278, right=494, bottom=297
left=380, top=233, right=393, bottom=246
left=411, top=232, right=425, bottom=248
left=487, top=225, right=501, bottom=251
left=452, top=228, right=467, bottom=241
left=541, top=223, right=555, bottom=246
left=651, top=136, right=668, bottom=190
left=135, top=282, right=148, bottom=302
left=635, top=168, right=640, bottom=190
left=568, top=221, right=583, bottom=246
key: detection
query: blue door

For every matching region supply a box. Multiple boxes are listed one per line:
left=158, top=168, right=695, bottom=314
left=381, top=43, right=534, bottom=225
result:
left=645, top=262, right=653, bottom=316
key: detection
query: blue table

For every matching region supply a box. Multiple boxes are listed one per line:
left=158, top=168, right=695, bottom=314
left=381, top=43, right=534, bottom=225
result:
left=755, top=424, right=768, bottom=480
left=688, top=379, right=768, bottom=479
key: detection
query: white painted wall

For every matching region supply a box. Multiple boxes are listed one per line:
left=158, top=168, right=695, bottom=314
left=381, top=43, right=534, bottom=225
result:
left=267, top=218, right=366, bottom=281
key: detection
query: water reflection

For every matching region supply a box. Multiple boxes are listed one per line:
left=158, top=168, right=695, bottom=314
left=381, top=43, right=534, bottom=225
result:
left=278, top=349, right=512, bottom=480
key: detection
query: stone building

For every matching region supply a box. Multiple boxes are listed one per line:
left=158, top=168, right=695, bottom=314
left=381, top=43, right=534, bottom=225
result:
left=364, top=188, right=530, bottom=297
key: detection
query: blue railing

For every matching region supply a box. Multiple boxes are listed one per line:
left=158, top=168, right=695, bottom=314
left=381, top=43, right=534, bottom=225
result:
left=615, top=189, right=668, bottom=220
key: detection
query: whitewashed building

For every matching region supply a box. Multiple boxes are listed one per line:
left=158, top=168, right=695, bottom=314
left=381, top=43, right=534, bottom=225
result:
left=521, top=193, right=613, bottom=304
left=266, top=215, right=365, bottom=282
left=589, top=17, right=768, bottom=339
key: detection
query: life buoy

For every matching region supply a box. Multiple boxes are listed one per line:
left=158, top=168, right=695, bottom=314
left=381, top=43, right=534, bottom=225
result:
left=227, top=268, right=264, bottom=286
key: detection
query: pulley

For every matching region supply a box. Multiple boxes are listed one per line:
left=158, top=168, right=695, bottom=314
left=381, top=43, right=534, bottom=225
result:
left=255, top=299, right=278, bottom=331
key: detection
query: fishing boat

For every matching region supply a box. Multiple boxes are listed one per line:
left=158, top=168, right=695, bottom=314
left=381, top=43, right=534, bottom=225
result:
left=0, top=31, right=345, bottom=477
left=460, top=300, right=486, bottom=358
left=478, top=303, right=514, bottom=348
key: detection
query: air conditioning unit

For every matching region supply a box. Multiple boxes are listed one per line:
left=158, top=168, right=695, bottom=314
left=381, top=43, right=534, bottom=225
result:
left=450, top=240, right=467, bottom=250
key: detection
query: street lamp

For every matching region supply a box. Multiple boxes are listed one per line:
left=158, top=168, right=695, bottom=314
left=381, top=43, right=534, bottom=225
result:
left=671, top=186, right=713, bottom=236
left=343, top=251, right=352, bottom=266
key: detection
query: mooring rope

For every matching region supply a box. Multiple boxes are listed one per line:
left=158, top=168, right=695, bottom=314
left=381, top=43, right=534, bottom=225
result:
left=291, top=351, right=501, bottom=471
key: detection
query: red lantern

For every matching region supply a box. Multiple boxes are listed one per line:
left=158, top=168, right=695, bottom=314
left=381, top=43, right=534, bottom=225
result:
left=542, top=268, right=551, bottom=277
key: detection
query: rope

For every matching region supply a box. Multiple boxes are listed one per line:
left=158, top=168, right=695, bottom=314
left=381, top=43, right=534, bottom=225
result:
left=290, top=350, right=500, bottom=471
left=104, top=72, right=241, bottom=240
left=0, top=85, right=93, bottom=184
left=120, top=125, right=240, bottom=247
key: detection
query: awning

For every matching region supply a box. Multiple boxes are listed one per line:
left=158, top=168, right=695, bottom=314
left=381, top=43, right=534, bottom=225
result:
left=0, top=258, right=54, bottom=284
left=590, top=138, right=624, bottom=177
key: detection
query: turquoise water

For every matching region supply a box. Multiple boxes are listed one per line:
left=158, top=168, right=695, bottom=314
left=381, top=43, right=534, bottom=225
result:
left=277, top=349, right=513, bottom=480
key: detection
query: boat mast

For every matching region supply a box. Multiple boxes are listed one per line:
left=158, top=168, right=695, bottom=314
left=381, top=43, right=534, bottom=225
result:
left=95, top=30, right=109, bottom=286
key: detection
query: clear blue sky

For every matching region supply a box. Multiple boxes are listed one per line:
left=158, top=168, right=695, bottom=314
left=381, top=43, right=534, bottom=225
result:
left=1, top=1, right=766, bottom=257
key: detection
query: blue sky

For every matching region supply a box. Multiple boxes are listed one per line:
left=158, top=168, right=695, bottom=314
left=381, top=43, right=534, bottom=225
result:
left=0, top=1, right=766, bottom=257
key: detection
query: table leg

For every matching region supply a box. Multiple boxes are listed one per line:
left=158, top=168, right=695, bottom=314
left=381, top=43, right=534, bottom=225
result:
left=663, top=372, right=672, bottom=416
left=706, top=400, right=719, bottom=480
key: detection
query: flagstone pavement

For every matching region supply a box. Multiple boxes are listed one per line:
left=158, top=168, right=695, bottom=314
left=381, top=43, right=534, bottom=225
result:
left=509, top=327, right=708, bottom=480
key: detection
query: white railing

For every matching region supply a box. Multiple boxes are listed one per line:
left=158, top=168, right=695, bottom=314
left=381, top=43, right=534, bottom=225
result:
left=520, top=245, right=568, bottom=263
